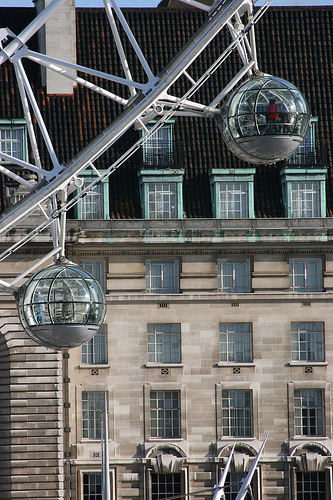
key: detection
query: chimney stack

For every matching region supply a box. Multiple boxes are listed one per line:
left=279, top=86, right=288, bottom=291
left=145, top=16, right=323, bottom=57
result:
left=34, top=0, right=76, bottom=94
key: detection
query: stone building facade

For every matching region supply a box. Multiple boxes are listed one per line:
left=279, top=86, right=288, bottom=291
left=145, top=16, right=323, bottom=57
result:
left=0, top=2, right=332, bottom=500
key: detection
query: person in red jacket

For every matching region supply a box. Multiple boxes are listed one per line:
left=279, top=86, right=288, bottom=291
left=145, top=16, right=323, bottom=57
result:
left=267, top=98, right=279, bottom=121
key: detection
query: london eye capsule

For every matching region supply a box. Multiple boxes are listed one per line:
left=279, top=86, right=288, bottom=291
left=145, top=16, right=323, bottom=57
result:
left=218, top=76, right=310, bottom=165
left=17, top=264, right=106, bottom=350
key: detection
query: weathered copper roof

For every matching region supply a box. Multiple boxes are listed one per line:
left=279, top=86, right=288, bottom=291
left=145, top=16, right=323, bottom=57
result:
left=0, top=6, right=332, bottom=218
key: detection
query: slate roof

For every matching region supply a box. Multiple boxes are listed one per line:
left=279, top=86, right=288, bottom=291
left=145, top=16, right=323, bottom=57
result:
left=0, top=5, right=332, bottom=219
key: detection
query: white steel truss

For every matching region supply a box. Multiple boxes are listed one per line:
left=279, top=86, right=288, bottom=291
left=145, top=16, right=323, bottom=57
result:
left=0, top=0, right=272, bottom=292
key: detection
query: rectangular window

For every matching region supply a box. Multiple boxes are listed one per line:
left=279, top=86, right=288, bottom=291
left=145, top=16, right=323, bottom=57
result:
left=148, top=324, right=181, bottom=364
left=151, top=473, right=182, bottom=500
left=291, top=322, right=324, bottom=362
left=225, top=473, right=252, bottom=500
left=148, top=182, right=177, bottom=219
left=296, top=471, right=326, bottom=499
left=291, top=182, right=320, bottom=218
left=222, top=389, right=253, bottom=437
left=82, top=325, right=107, bottom=364
left=219, top=182, right=249, bottom=218
left=218, top=259, right=251, bottom=293
left=82, top=391, right=105, bottom=439
left=146, top=260, right=179, bottom=294
left=150, top=390, right=181, bottom=439
left=294, top=389, right=324, bottom=436
left=219, top=323, right=252, bottom=363
left=144, top=125, right=173, bottom=166
left=79, top=260, right=106, bottom=292
left=0, top=126, right=27, bottom=162
left=289, top=258, right=323, bottom=292
left=83, top=473, right=102, bottom=500
left=81, top=181, right=103, bottom=220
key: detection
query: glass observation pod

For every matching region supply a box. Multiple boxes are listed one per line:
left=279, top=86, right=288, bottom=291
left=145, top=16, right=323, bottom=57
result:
left=219, top=76, right=310, bottom=164
left=17, top=264, right=106, bottom=350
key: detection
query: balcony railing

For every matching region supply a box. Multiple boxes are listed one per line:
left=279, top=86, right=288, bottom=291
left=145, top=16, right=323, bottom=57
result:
left=140, top=142, right=184, bottom=169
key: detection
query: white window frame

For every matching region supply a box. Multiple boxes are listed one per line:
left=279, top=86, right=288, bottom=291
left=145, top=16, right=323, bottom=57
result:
left=221, top=389, right=253, bottom=438
left=291, top=181, right=320, bottom=218
left=210, top=169, right=255, bottom=219
left=79, top=259, right=106, bottom=292
left=146, top=260, right=179, bottom=294
left=219, top=323, right=253, bottom=363
left=218, top=259, right=251, bottom=293
left=79, top=468, right=115, bottom=500
left=0, top=119, right=28, bottom=164
left=294, top=388, right=325, bottom=437
left=147, top=323, right=181, bottom=365
left=150, top=390, right=181, bottom=439
left=144, top=383, right=186, bottom=442
left=82, top=325, right=108, bottom=365
left=291, top=322, right=324, bottom=363
left=281, top=166, right=327, bottom=219
left=289, top=258, right=323, bottom=292
left=82, top=391, right=106, bottom=440
left=138, top=170, right=184, bottom=220
left=143, top=122, right=173, bottom=167
left=75, top=169, right=110, bottom=220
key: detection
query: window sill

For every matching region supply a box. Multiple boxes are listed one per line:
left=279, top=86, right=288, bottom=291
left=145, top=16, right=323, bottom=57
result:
left=289, top=361, right=327, bottom=366
left=79, top=364, right=110, bottom=369
left=145, top=363, right=184, bottom=368
left=147, top=437, right=184, bottom=442
left=291, top=436, right=328, bottom=441
left=218, top=436, right=256, bottom=441
left=217, top=362, right=255, bottom=367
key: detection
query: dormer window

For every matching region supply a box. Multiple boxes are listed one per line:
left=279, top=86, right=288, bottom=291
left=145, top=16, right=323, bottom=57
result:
left=138, top=170, right=184, bottom=219
left=142, top=121, right=174, bottom=167
left=209, top=169, right=255, bottom=219
left=281, top=167, right=327, bottom=218
left=75, top=169, right=110, bottom=220
left=0, top=119, right=28, bottom=164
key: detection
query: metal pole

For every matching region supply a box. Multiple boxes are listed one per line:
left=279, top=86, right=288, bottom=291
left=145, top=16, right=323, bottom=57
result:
left=212, top=444, right=235, bottom=500
left=235, top=434, right=268, bottom=500
left=101, top=393, right=111, bottom=500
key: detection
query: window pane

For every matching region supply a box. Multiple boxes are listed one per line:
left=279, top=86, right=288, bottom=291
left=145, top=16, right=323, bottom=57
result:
left=291, top=322, right=324, bottom=362
left=82, top=391, right=106, bottom=439
left=291, top=181, right=320, bottom=218
left=151, top=473, right=181, bottom=500
left=146, top=260, right=179, bottom=293
left=222, top=389, right=252, bottom=437
left=79, top=260, right=106, bottom=292
left=0, top=127, right=25, bottom=161
left=144, top=126, right=172, bottom=166
left=289, top=258, right=322, bottom=292
left=147, top=324, right=181, bottom=363
left=81, top=181, right=103, bottom=220
left=296, top=472, right=326, bottom=500
left=82, top=325, right=107, bottom=364
left=219, top=323, right=252, bottom=362
left=218, top=259, right=251, bottom=293
left=150, top=391, right=181, bottom=438
left=219, top=182, right=249, bottom=219
left=83, top=473, right=102, bottom=500
left=294, top=389, right=324, bottom=436
left=148, top=183, right=177, bottom=219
